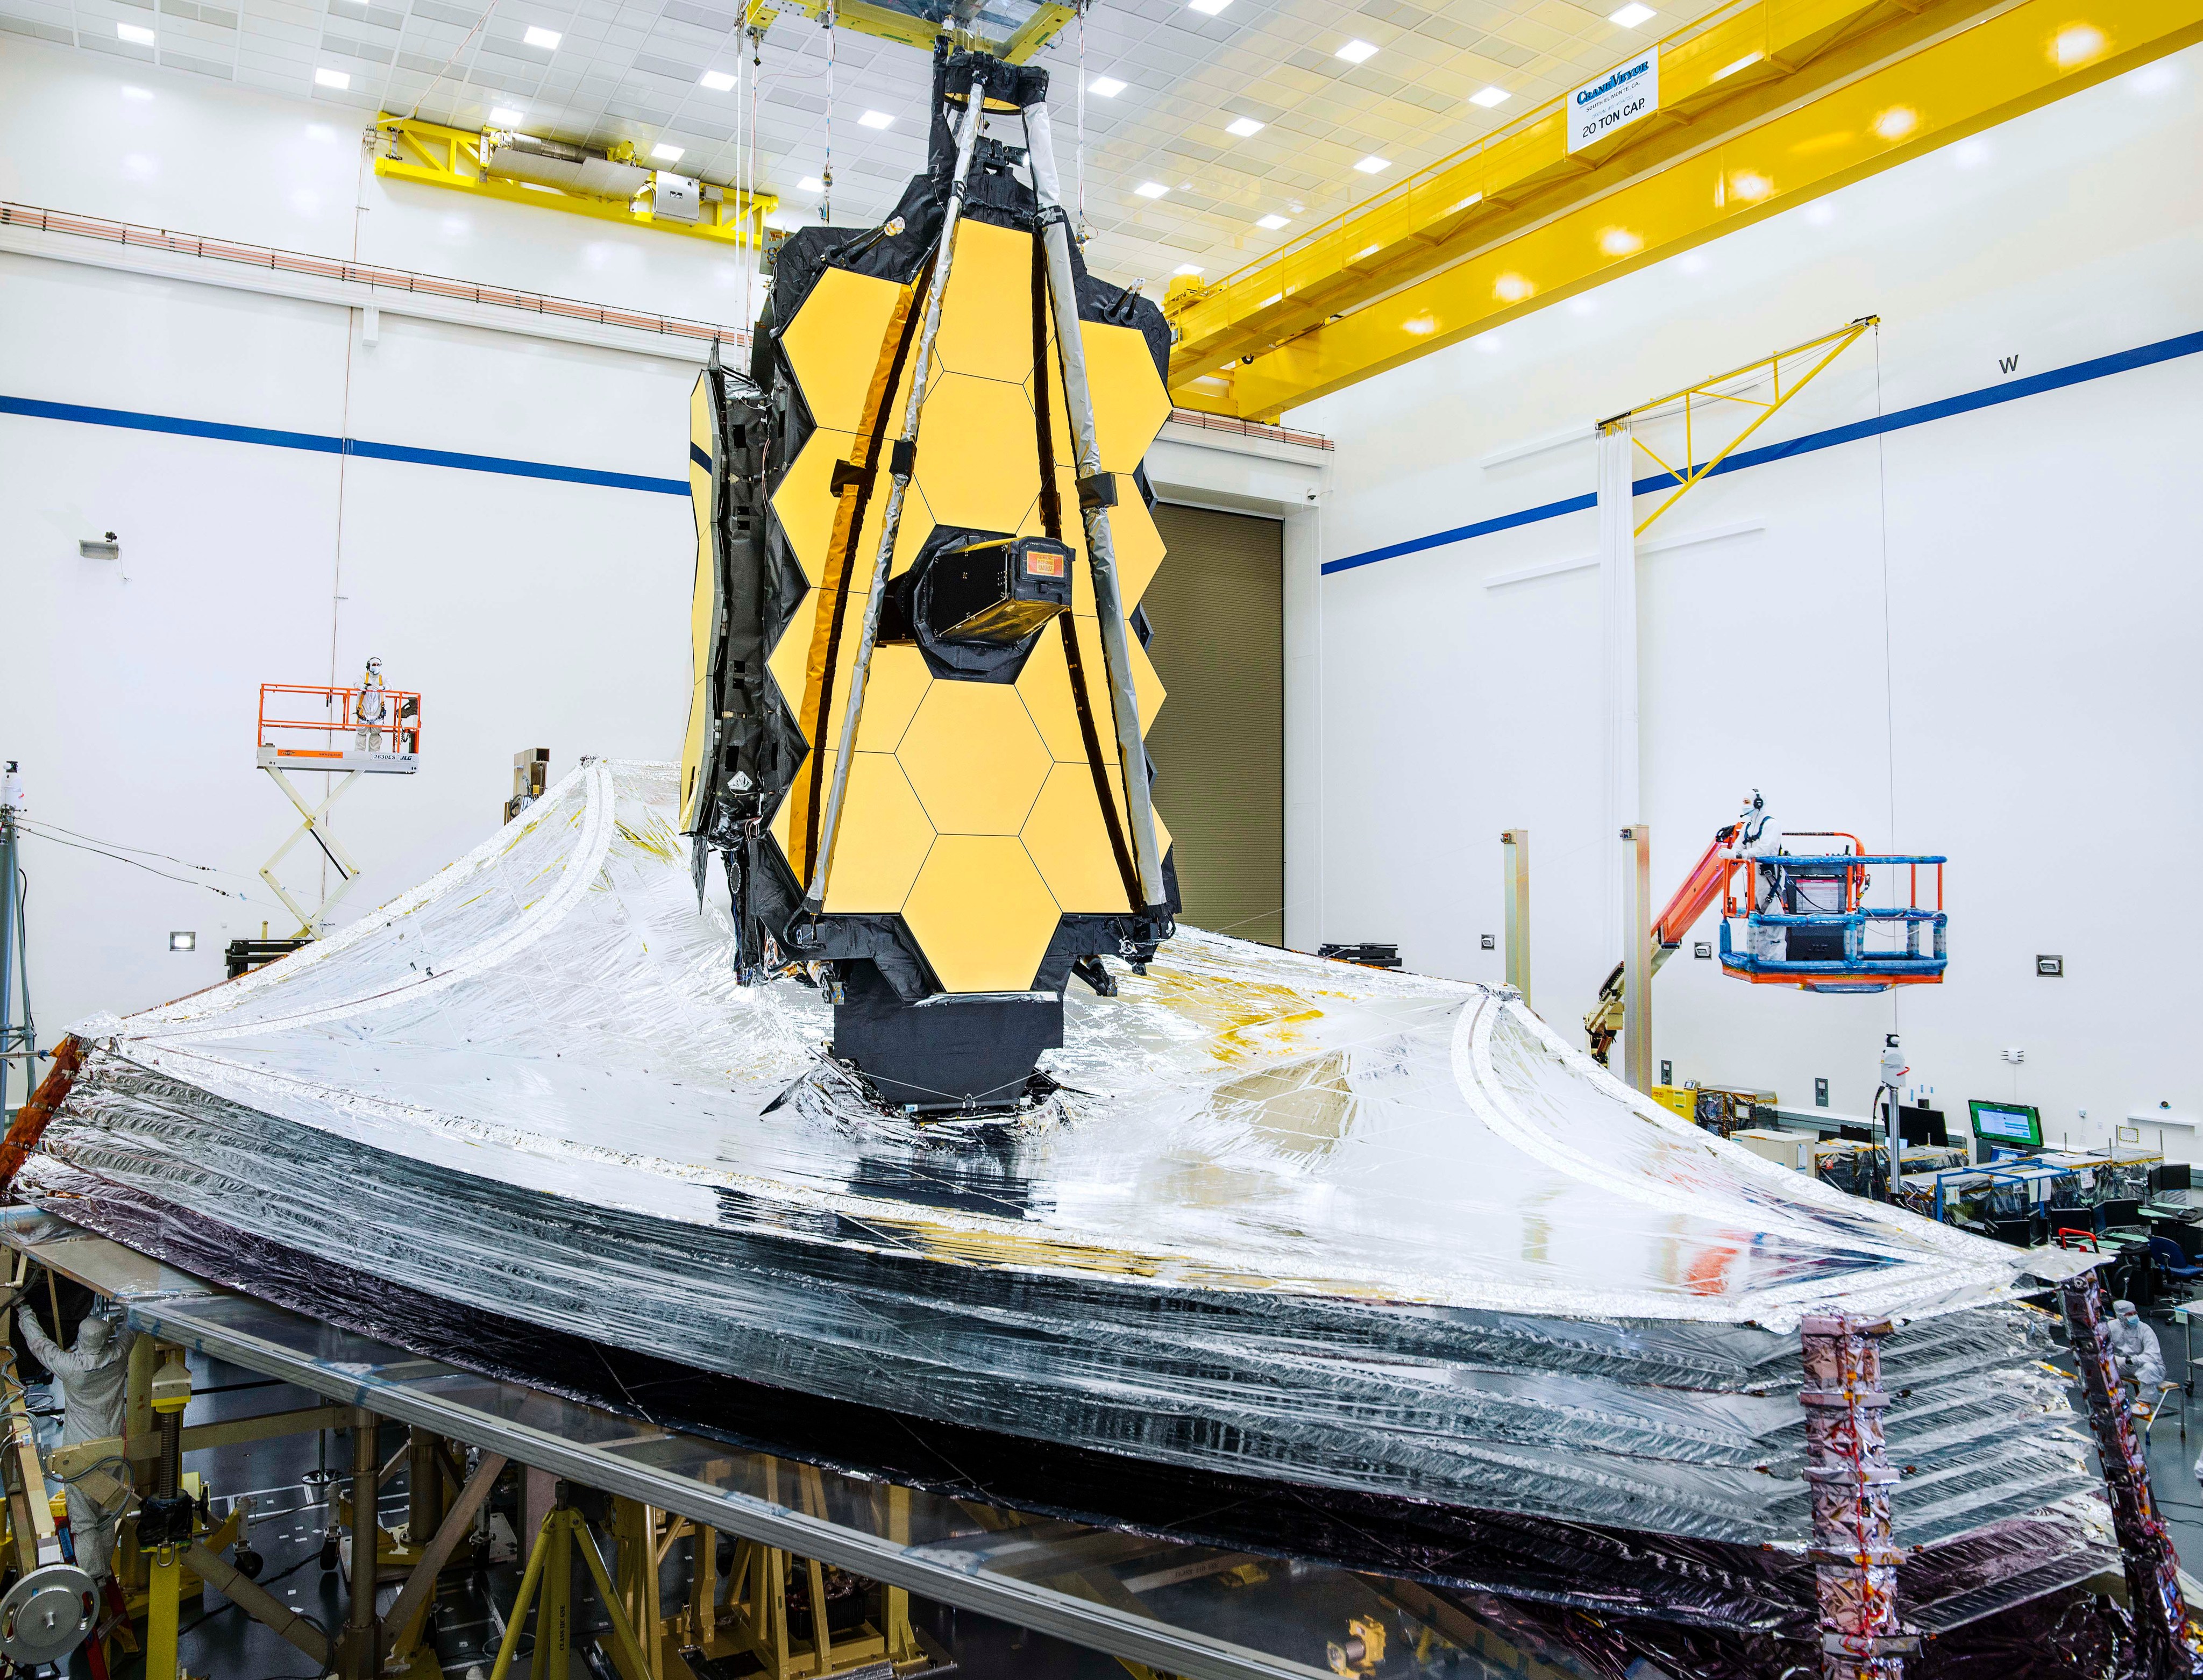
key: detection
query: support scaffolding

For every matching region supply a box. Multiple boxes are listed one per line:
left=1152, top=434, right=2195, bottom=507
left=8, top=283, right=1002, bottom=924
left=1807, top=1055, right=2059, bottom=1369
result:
left=1799, top=1312, right=1911, bottom=1680
left=2059, top=1271, right=2203, bottom=1677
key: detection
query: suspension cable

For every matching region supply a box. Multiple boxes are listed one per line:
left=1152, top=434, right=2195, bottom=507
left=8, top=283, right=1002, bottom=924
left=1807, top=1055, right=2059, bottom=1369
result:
left=1074, top=0, right=1088, bottom=244
left=821, top=0, right=835, bottom=223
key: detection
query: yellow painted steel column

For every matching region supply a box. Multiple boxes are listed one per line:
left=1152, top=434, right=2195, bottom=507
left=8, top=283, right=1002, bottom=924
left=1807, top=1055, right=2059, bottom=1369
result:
left=144, top=1550, right=181, bottom=1680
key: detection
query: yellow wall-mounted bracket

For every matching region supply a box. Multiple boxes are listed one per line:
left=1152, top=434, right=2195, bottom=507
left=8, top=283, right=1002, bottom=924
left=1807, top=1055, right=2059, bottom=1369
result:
left=1616, top=316, right=1874, bottom=535
left=1171, top=0, right=2203, bottom=419
left=373, top=115, right=778, bottom=248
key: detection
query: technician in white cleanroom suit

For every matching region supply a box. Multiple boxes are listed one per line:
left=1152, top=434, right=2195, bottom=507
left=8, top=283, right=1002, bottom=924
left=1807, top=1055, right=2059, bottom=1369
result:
left=354, top=656, right=390, bottom=752
left=13, top=1304, right=132, bottom=1578
left=2102, top=1299, right=2166, bottom=1399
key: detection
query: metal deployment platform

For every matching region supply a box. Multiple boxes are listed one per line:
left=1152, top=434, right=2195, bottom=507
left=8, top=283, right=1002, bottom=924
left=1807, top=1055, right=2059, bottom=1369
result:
left=0, top=1206, right=1548, bottom=1680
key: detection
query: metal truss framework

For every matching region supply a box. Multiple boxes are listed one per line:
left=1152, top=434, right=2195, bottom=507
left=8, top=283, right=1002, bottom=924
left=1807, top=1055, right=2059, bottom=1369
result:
left=1611, top=316, right=1875, bottom=536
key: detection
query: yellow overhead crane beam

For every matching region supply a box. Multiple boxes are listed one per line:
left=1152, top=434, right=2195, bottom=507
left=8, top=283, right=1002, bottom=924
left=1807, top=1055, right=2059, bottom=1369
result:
left=753, top=0, right=1075, bottom=63
left=374, top=115, right=777, bottom=246
left=1167, top=0, right=2203, bottom=420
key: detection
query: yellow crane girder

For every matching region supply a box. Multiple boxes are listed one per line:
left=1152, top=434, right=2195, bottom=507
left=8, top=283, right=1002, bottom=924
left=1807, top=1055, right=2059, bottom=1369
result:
left=374, top=115, right=777, bottom=248
left=1169, top=0, right=2203, bottom=420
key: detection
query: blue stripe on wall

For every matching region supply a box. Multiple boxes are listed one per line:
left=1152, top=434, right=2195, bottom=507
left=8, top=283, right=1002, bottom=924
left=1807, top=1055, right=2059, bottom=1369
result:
left=1321, top=325, right=2203, bottom=576
left=0, top=394, right=691, bottom=497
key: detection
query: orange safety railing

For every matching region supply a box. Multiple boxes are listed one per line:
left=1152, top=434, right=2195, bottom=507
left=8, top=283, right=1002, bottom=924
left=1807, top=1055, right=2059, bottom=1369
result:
left=258, top=683, right=423, bottom=757
left=1720, top=833, right=1946, bottom=921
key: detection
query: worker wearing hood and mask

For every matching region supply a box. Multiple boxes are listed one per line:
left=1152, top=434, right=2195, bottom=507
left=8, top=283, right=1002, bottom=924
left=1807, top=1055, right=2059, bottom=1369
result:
left=15, top=1302, right=132, bottom=1579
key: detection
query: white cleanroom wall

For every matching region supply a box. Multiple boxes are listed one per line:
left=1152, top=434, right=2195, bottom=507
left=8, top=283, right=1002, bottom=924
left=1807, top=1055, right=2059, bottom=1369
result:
left=1290, top=45, right=2203, bottom=1146
left=0, top=32, right=1309, bottom=1044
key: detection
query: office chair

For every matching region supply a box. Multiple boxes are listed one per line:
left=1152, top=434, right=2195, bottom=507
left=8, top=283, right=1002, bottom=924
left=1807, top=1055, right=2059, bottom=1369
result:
left=2148, top=1235, right=2203, bottom=1308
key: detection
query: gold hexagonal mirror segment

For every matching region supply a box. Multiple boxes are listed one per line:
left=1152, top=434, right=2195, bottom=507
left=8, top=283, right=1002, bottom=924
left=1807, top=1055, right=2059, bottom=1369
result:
left=780, top=268, right=909, bottom=434
left=897, top=681, right=1053, bottom=836
left=901, top=835, right=1062, bottom=994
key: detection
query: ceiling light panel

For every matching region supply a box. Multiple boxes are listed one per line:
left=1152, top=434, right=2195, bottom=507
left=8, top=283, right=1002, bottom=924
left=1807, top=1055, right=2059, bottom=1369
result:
left=522, top=25, right=561, bottom=48
left=700, top=69, right=735, bottom=91
left=1225, top=115, right=1263, bottom=137
left=32, top=0, right=1754, bottom=307
left=1470, top=85, right=1511, bottom=106
left=1609, top=3, right=1657, bottom=24
left=1335, top=38, right=1378, bottom=62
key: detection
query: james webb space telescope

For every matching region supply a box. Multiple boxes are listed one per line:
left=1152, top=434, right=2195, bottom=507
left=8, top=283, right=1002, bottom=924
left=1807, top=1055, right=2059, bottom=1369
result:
left=679, top=44, right=1181, bottom=1110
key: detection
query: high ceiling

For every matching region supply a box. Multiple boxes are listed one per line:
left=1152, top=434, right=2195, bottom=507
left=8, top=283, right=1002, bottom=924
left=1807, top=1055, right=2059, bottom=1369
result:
left=4, top=0, right=1726, bottom=298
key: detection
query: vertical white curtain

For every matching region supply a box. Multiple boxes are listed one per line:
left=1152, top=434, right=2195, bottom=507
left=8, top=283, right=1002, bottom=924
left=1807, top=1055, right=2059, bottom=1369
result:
left=1597, top=421, right=1638, bottom=962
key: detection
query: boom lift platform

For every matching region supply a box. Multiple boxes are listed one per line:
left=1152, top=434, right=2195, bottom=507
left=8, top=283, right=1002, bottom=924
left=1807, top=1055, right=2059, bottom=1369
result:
left=1584, top=794, right=1946, bottom=1064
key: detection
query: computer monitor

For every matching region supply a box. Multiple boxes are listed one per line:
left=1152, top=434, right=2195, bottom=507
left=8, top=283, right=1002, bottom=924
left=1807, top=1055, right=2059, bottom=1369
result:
left=1970, top=1099, right=2043, bottom=1150
left=1899, top=1105, right=1948, bottom=1148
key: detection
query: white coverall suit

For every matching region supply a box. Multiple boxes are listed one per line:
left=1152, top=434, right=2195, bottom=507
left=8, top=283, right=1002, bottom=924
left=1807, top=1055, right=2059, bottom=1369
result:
left=2103, top=1308, right=2166, bottom=1397
left=18, top=1309, right=132, bottom=1579
left=354, top=668, right=390, bottom=752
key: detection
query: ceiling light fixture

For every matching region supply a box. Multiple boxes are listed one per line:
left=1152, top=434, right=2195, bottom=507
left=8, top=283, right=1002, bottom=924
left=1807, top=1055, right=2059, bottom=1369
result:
left=1335, top=37, right=1378, bottom=62
left=1225, top=115, right=1264, bottom=137
left=700, top=69, right=735, bottom=91
left=652, top=143, right=685, bottom=161
left=1187, top=0, right=1230, bottom=14
left=1172, top=262, right=1203, bottom=275
left=1608, top=2, right=1655, bottom=24
left=117, top=20, right=155, bottom=44
left=1353, top=154, right=1390, bottom=174
left=523, top=24, right=560, bottom=47
left=1256, top=212, right=1290, bottom=230
left=798, top=175, right=823, bottom=191
left=1469, top=84, right=1510, bottom=107
left=1089, top=74, right=1126, bottom=96
left=314, top=66, right=350, bottom=88
left=490, top=105, right=524, bottom=124
left=1134, top=180, right=1169, bottom=198
left=858, top=109, right=893, bottom=129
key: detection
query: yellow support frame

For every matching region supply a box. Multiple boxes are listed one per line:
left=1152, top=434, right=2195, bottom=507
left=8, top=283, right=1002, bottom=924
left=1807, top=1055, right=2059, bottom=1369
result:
left=1171, top=0, right=2203, bottom=418
left=373, top=115, right=778, bottom=248
left=1617, top=316, right=1874, bottom=535
left=759, top=0, right=1073, bottom=62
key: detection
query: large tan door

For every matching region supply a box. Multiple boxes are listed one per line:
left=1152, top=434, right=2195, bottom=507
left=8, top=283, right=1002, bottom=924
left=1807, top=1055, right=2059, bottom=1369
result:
left=1143, top=502, right=1284, bottom=945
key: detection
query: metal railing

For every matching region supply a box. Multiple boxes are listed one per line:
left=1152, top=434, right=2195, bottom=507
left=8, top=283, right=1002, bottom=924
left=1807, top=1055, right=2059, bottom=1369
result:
left=1166, top=408, right=1334, bottom=451
left=0, top=201, right=750, bottom=350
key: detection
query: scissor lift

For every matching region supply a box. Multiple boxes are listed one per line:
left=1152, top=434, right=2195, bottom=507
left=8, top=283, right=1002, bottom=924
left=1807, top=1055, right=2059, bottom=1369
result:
left=255, top=682, right=422, bottom=937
